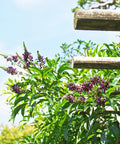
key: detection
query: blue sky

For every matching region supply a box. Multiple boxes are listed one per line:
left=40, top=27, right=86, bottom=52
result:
left=0, top=0, right=120, bottom=127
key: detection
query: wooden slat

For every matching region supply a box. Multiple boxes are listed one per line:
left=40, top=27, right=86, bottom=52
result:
left=72, top=57, right=120, bottom=69
left=74, top=9, right=120, bottom=31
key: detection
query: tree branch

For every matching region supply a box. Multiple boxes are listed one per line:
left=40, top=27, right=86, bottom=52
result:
left=92, top=0, right=116, bottom=9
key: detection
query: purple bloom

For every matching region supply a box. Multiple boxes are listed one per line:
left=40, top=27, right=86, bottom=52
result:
left=19, top=72, right=23, bottom=75
left=96, top=97, right=106, bottom=105
left=12, top=56, right=18, bottom=62
left=89, top=83, right=92, bottom=88
left=76, top=96, right=86, bottom=104
left=80, top=96, right=86, bottom=104
left=90, top=77, right=100, bottom=85
left=28, top=54, right=33, bottom=61
left=26, top=61, right=30, bottom=68
left=82, top=81, right=93, bottom=92
left=100, top=80, right=110, bottom=91
left=36, top=56, right=45, bottom=68
left=69, top=83, right=76, bottom=91
left=22, top=51, right=33, bottom=68
left=23, top=53, right=28, bottom=62
left=6, top=56, right=18, bottom=62
left=23, top=52, right=33, bottom=62
left=67, top=94, right=75, bottom=102
left=12, top=84, right=24, bottom=94
left=7, top=57, right=12, bottom=62
left=7, top=67, right=17, bottom=75
left=75, top=86, right=83, bottom=93
left=68, top=83, right=82, bottom=93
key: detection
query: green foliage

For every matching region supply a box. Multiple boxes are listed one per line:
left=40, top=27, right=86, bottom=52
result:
left=1, top=40, right=120, bottom=143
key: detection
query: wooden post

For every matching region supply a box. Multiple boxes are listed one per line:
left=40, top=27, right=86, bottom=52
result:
left=72, top=57, right=120, bottom=69
left=74, top=9, right=120, bottom=31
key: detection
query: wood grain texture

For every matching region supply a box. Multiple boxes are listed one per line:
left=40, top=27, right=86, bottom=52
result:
left=72, top=57, right=120, bottom=69
left=74, top=9, right=120, bottom=31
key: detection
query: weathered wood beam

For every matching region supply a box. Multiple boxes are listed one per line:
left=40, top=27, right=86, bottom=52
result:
left=72, top=57, right=120, bottom=69
left=74, top=9, right=120, bottom=31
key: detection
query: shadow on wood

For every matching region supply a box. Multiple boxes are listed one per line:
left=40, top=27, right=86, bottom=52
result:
left=74, top=9, right=120, bottom=31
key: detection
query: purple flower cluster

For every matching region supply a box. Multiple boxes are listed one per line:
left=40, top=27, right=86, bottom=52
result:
left=82, top=81, right=93, bottom=92
left=80, top=96, right=86, bottom=104
left=100, top=80, right=110, bottom=92
left=96, top=97, right=106, bottom=105
left=69, top=77, right=108, bottom=93
left=7, top=55, right=18, bottom=62
left=7, top=57, right=12, bottom=62
left=82, top=77, right=101, bottom=92
left=12, top=56, right=18, bottom=62
left=23, top=51, right=33, bottom=68
left=36, top=56, right=45, bottom=69
left=67, top=94, right=75, bottom=102
left=68, top=83, right=82, bottom=93
left=7, top=67, right=23, bottom=75
left=3, top=46, right=46, bottom=76
left=69, top=83, right=77, bottom=91
left=12, top=84, right=24, bottom=94
left=90, top=77, right=100, bottom=85
left=68, top=76, right=109, bottom=105
left=7, top=67, right=17, bottom=75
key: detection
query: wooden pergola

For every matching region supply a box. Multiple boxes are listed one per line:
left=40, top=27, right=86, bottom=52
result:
left=74, top=9, right=120, bottom=31
left=72, top=8, right=120, bottom=69
left=72, top=57, right=120, bottom=69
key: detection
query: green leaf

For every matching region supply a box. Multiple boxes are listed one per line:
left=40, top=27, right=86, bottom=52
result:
left=112, top=75, right=120, bottom=86
left=37, top=99, right=47, bottom=104
left=58, top=63, right=71, bottom=74
left=110, top=124, right=120, bottom=140
left=109, top=99, right=117, bottom=111
left=92, top=44, right=99, bottom=56
left=8, top=78, right=14, bottom=84
left=21, top=103, right=26, bottom=116
left=46, top=57, right=52, bottom=67
left=62, top=102, right=70, bottom=110
left=101, top=131, right=109, bottom=144
left=64, top=127, right=68, bottom=141
left=30, top=94, right=38, bottom=104
left=31, top=74, right=41, bottom=79
left=73, top=48, right=84, bottom=56
left=102, top=50, right=106, bottom=57
left=55, top=100, right=67, bottom=114
left=14, top=96, right=28, bottom=106
left=106, top=86, right=119, bottom=97
left=30, top=93, right=46, bottom=104
left=13, top=103, right=27, bottom=119
left=22, top=135, right=31, bottom=142
left=30, top=67, right=42, bottom=76
left=62, top=71, right=70, bottom=77
left=87, top=134, right=95, bottom=140
left=59, top=113, right=67, bottom=127
left=98, top=51, right=102, bottom=57
left=47, top=73, right=56, bottom=80
left=56, top=57, right=60, bottom=63
left=30, top=102, right=37, bottom=116
left=47, top=97, right=54, bottom=105
left=43, top=66, right=53, bottom=77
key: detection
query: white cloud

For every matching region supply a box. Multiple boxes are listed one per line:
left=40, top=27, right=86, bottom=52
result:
left=13, top=0, right=43, bottom=8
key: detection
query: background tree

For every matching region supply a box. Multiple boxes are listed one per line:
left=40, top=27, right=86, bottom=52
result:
left=0, top=125, right=34, bottom=144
